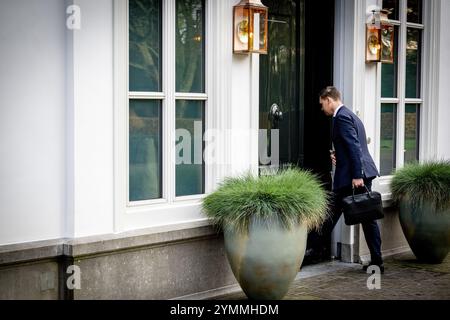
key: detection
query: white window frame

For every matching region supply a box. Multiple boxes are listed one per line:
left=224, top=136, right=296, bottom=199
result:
left=375, top=0, right=431, bottom=197
left=113, top=0, right=217, bottom=232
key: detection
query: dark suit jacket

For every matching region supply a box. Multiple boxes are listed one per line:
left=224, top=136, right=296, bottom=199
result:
left=332, top=106, right=379, bottom=191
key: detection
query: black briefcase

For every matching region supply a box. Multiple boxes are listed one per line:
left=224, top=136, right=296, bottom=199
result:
left=341, top=186, right=384, bottom=226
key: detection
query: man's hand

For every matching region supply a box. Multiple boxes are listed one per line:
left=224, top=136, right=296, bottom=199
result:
left=330, top=150, right=336, bottom=166
left=352, top=178, right=365, bottom=189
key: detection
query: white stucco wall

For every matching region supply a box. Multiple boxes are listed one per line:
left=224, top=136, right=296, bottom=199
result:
left=0, top=0, right=115, bottom=245
left=0, top=0, right=66, bottom=244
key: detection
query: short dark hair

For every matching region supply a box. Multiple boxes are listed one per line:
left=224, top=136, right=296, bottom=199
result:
left=319, top=86, right=341, bottom=101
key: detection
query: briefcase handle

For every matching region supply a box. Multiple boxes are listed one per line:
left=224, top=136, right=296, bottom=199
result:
left=351, top=185, right=372, bottom=201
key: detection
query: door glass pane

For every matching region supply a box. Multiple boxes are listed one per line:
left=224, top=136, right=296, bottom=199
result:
left=407, top=0, right=422, bottom=24
left=382, top=0, right=399, bottom=21
left=405, top=104, right=420, bottom=163
left=129, top=99, right=162, bottom=201
left=129, top=0, right=162, bottom=92
left=259, top=0, right=300, bottom=168
left=380, top=104, right=397, bottom=176
left=175, top=100, right=204, bottom=196
left=381, top=26, right=399, bottom=98
left=176, top=0, right=205, bottom=93
left=406, top=28, right=422, bottom=98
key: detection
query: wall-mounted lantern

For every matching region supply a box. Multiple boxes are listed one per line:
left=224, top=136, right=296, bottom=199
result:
left=366, top=10, right=381, bottom=63
left=233, top=0, right=268, bottom=54
left=366, top=9, right=395, bottom=64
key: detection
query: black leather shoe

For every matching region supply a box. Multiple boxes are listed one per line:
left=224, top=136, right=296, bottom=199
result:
left=363, top=263, right=385, bottom=274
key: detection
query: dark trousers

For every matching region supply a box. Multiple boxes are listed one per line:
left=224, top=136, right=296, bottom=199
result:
left=323, top=179, right=383, bottom=264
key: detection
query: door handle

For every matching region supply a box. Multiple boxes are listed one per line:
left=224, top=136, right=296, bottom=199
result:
left=269, top=103, right=283, bottom=127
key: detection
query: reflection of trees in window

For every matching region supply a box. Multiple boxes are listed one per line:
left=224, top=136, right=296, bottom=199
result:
left=382, top=0, right=399, bottom=20
left=176, top=0, right=204, bottom=94
left=406, top=28, right=421, bottom=98
left=380, top=104, right=397, bottom=176
left=407, top=0, right=422, bottom=24
left=381, top=26, right=399, bottom=98
left=129, top=100, right=162, bottom=201
left=129, top=0, right=161, bottom=92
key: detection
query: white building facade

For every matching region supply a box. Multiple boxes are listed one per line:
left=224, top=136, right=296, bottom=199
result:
left=0, top=0, right=449, bottom=299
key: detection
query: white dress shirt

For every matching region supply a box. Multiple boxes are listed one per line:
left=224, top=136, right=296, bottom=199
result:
left=333, top=104, right=344, bottom=118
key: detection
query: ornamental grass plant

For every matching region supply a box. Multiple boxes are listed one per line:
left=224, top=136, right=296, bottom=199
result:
left=391, top=160, right=450, bottom=212
left=202, top=168, right=329, bottom=233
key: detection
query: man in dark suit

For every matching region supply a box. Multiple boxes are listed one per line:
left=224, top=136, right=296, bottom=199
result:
left=319, top=86, right=384, bottom=272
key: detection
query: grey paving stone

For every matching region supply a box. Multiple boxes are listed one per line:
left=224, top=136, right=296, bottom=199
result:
left=213, top=251, right=450, bottom=300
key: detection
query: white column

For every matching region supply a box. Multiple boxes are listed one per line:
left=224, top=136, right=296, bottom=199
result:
left=66, top=0, right=115, bottom=238
left=209, top=0, right=234, bottom=185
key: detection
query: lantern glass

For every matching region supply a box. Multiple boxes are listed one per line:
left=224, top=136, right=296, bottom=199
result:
left=254, top=9, right=268, bottom=53
left=380, top=24, right=395, bottom=63
left=234, top=6, right=250, bottom=53
left=366, top=24, right=381, bottom=62
left=380, top=9, right=395, bottom=64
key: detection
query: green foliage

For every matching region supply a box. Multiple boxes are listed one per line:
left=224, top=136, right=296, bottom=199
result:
left=391, top=161, right=450, bottom=212
left=202, top=169, right=329, bottom=233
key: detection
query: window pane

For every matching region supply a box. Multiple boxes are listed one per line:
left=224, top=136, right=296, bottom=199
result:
left=406, top=28, right=422, bottom=98
left=380, top=104, right=397, bottom=176
left=129, top=0, right=162, bottom=92
left=176, top=100, right=204, bottom=196
left=129, top=99, right=162, bottom=201
left=381, top=26, right=399, bottom=98
left=407, top=0, right=422, bottom=24
left=382, top=0, right=399, bottom=20
left=176, top=0, right=205, bottom=93
left=405, top=104, right=420, bottom=163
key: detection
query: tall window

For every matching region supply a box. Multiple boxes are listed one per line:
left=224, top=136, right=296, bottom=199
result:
left=128, top=0, right=206, bottom=203
left=380, top=0, right=422, bottom=176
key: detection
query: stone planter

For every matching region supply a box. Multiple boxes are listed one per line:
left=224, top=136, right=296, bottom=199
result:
left=223, top=217, right=307, bottom=300
left=399, top=199, right=450, bottom=263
